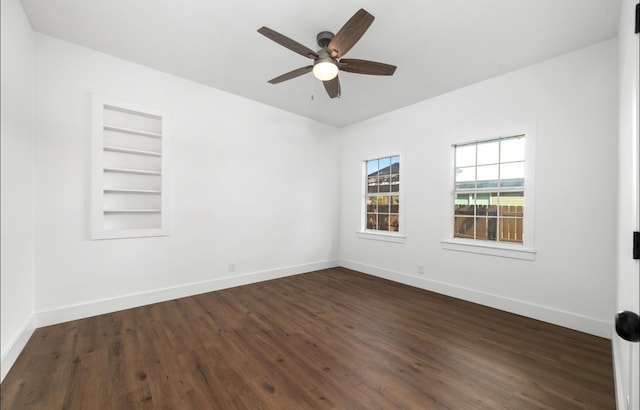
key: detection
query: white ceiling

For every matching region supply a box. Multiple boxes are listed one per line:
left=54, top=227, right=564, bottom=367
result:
left=19, top=0, right=621, bottom=128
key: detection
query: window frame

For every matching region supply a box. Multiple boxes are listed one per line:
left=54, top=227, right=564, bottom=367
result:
left=358, top=151, right=406, bottom=243
left=441, top=124, right=536, bottom=260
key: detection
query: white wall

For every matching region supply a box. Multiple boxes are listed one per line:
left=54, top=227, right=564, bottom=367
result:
left=33, top=34, right=340, bottom=325
left=613, top=1, right=639, bottom=408
left=1, top=0, right=621, bottom=384
left=1, top=0, right=37, bottom=380
left=338, top=40, right=619, bottom=338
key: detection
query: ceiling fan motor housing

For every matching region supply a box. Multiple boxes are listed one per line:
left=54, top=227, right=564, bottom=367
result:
left=316, top=31, right=335, bottom=48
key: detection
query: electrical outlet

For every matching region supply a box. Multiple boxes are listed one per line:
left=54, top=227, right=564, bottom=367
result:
left=228, top=263, right=235, bottom=273
left=418, top=265, right=424, bottom=275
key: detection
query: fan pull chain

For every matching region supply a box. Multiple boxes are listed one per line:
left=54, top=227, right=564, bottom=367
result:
left=310, top=74, right=315, bottom=100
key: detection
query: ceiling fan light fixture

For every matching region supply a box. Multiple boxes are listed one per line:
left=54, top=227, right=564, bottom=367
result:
left=313, top=59, right=338, bottom=81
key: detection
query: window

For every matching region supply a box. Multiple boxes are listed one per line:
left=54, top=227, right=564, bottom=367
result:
left=443, top=126, right=536, bottom=260
left=453, top=135, right=525, bottom=243
left=365, top=155, right=401, bottom=232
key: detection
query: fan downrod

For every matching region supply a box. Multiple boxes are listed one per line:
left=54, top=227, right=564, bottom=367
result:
left=316, top=31, right=334, bottom=48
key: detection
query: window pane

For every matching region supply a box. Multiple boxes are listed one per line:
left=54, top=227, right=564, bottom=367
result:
left=500, top=162, right=524, bottom=187
left=477, top=140, right=499, bottom=165
left=377, top=196, right=390, bottom=213
left=378, top=157, right=391, bottom=174
left=390, top=156, right=400, bottom=173
left=378, top=214, right=389, bottom=231
left=367, top=159, right=379, bottom=175
left=455, top=193, right=472, bottom=205
left=367, top=176, right=379, bottom=193
left=367, top=214, right=377, bottom=230
left=390, top=174, right=399, bottom=192
left=476, top=165, right=498, bottom=188
left=389, top=214, right=399, bottom=231
left=390, top=195, right=399, bottom=213
left=501, top=136, right=525, bottom=162
left=379, top=175, right=391, bottom=192
left=367, top=197, right=377, bottom=213
left=499, top=217, right=523, bottom=243
left=455, top=193, right=473, bottom=216
left=454, top=216, right=474, bottom=239
left=455, top=167, right=476, bottom=189
left=488, top=218, right=497, bottom=240
left=476, top=217, right=497, bottom=241
left=498, top=192, right=523, bottom=242
left=455, top=205, right=474, bottom=216
left=500, top=206, right=523, bottom=218
left=455, top=144, right=476, bottom=167
left=475, top=192, right=490, bottom=205
left=500, top=190, right=524, bottom=205
left=499, top=191, right=524, bottom=214
left=476, top=217, right=488, bottom=240
left=475, top=193, right=490, bottom=216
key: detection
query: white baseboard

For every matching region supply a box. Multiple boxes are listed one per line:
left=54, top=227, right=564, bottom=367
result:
left=36, top=259, right=338, bottom=328
left=340, top=259, right=611, bottom=338
left=8, top=259, right=608, bottom=385
left=1, top=313, right=36, bottom=382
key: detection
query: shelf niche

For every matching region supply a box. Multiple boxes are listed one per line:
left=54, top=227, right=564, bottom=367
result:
left=91, top=95, right=170, bottom=239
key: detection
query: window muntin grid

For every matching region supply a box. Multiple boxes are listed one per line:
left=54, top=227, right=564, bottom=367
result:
left=365, top=155, right=400, bottom=232
left=453, top=136, right=525, bottom=243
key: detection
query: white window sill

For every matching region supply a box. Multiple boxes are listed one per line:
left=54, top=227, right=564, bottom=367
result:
left=357, top=231, right=406, bottom=243
left=441, top=239, right=536, bottom=260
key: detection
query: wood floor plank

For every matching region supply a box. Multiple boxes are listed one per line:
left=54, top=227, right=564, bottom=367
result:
left=1, top=268, right=615, bottom=409
left=60, top=348, right=109, bottom=409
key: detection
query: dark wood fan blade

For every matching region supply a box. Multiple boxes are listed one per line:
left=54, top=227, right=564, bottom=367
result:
left=339, top=59, right=396, bottom=75
left=323, top=76, right=341, bottom=99
left=327, top=9, right=375, bottom=58
left=268, top=66, right=313, bottom=84
left=258, top=27, right=319, bottom=59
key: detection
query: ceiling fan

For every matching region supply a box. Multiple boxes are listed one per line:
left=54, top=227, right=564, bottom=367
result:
left=257, top=8, right=396, bottom=99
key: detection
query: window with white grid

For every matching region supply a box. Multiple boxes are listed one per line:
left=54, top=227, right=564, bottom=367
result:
left=443, top=125, right=536, bottom=260
left=365, top=155, right=400, bottom=232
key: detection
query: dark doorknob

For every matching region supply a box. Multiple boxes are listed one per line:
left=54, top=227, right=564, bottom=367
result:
left=615, top=311, right=640, bottom=342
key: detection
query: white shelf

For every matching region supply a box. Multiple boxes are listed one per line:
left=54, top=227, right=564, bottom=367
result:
left=104, top=209, right=161, bottom=214
left=104, top=188, right=162, bottom=194
left=104, top=167, right=161, bottom=176
left=104, top=146, right=161, bottom=157
left=92, top=95, right=169, bottom=240
left=104, top=124, right=162, bottom=139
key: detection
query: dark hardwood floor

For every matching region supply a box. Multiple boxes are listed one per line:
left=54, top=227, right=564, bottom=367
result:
left=1, top=268, right=615, bottom=409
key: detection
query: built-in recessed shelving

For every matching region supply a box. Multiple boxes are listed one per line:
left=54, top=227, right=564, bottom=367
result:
left=104, top=146, right=162, bottom=157
left=103, top=124, right=162, bottom=139
left=91, top=95, right=170, bottom=239
left=104, top=167, right=162, bottom=176
left=104, top=209, right=162, bottom=214
left=104, top=188, right=161, bottom=194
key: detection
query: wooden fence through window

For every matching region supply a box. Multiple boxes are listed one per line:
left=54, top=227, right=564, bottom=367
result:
left=454, top=205, right=523, bottom=243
